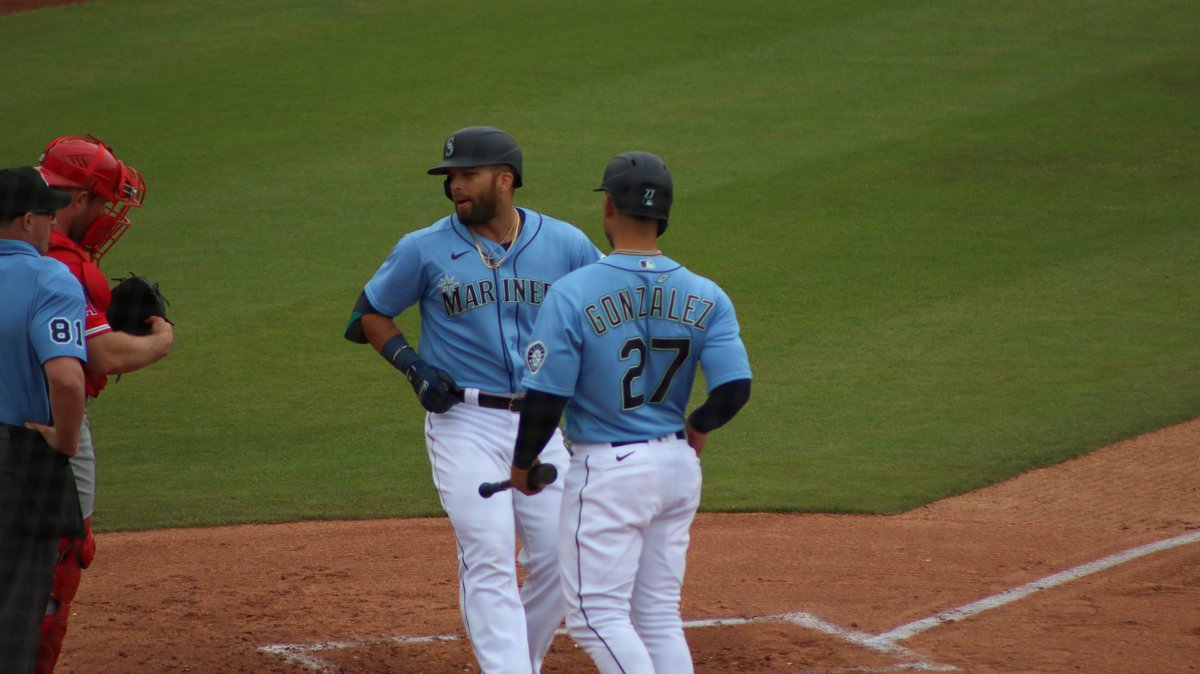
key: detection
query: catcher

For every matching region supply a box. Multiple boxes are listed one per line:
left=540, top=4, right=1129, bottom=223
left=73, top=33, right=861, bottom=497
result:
left=35, top=135, right=173, bottom=673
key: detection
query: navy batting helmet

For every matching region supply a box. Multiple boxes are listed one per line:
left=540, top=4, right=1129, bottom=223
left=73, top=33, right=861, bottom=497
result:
left=594, top=151, right=673, bottom=235
left=427, top=126, right=523, bottom=189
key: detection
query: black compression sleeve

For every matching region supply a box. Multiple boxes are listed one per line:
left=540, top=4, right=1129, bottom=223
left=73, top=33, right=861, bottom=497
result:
left=687, top=378, right=752, bottom=433
left=512, top=390, right=569, bottom=470
left=344, top=291, right=381, bottom=344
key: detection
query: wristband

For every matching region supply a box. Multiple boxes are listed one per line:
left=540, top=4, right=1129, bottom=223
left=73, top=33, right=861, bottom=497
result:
left=381, top=335, right=420, bottom=372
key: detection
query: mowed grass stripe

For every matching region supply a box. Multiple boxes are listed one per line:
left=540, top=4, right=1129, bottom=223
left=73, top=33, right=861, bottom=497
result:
left=0, top=0, right=1195, bottom=528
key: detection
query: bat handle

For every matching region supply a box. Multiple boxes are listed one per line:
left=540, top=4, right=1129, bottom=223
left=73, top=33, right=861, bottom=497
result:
left=478, top=480, right=509, bottom=499
left=477, top=463, right=558, bottom=499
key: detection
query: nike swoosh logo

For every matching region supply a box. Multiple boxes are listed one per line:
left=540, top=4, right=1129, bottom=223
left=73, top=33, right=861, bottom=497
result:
left=616, top=451, right=635, bottom=461
left=451, top=250, right=471, bottom=260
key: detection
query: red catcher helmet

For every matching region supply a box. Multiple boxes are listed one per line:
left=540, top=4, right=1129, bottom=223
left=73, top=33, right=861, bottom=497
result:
left=38, top=134, right=146, bottom=261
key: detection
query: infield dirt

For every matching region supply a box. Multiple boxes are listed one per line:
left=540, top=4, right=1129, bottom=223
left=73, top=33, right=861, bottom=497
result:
left=48, top=418, right=1199, bottom=673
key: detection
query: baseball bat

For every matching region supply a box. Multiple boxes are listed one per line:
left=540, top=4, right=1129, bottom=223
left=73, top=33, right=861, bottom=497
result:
left=479, top=463, right=558, bottom=499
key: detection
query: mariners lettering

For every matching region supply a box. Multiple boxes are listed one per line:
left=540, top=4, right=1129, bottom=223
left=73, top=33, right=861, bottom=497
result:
left=441, top=277, right=552, bottom=316
left=585, top=286, right=716, bottom=335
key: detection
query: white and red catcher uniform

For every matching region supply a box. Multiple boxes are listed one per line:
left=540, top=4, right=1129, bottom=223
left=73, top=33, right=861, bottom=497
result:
left=360, top=208, right=601, bottom=673
left=38, top=229, right=111, bottom=673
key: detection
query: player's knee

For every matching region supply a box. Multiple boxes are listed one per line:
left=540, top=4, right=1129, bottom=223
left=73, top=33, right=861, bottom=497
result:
left=461, top=533, right=517, bottom=568
left=564, top=612, right=595, bottom=643
left=565, top=604, right=628, bottom=639
left=631, top=599, right=682, bottom=630
left=49, top=540, right=87, bottom=606
left=79, top=519, right=96, bottom=568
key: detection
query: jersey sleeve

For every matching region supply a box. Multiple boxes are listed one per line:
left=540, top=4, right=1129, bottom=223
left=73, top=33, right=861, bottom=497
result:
left=698, top=287, right=751, bottom=390
left=520, top=284, right=583, bottom=397
left=32, top=266, right=88, bottom=366
left=363, top=234, right=425, bottom=318
left=569, top=227, right=603, bottom=270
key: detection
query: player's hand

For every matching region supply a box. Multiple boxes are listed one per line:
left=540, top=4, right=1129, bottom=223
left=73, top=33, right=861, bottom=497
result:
left=146, top=315, right=175, bottom=351
left=24, top=421, right=77, bottom=457
left=404, top=360, right=461, bottom=413
left=510, top=459, right=548, bottom=496
left=685, top=424, right=707, bottom=456
left=510, top=465, right=534, bottom=495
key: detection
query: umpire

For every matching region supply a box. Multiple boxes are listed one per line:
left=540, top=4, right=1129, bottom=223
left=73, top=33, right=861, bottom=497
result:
left=0, top=167, right=87, bottom=673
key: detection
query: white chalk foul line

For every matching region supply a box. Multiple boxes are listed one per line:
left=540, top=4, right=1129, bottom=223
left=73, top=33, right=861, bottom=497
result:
left=259, top=530, right=1199, bottom=672
left=259, top=634, right=460, bottom=671
left=869, top=529, right=1200, bottom=647
left=259, top=616, right=953, bottom=672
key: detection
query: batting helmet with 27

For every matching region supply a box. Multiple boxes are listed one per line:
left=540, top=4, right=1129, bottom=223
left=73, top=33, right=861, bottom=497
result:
left=595, top=151, right=673, bottom=235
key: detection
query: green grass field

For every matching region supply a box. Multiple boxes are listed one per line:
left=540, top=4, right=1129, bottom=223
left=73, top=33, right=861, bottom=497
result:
left=2, top=0, right=1197, bottom=531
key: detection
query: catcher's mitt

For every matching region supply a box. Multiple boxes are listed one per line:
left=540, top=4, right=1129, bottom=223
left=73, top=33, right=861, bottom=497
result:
left=107, top=273, right=171, bottom=334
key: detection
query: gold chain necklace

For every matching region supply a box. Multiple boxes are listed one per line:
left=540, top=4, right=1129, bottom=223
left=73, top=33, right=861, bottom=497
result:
left=470, top=209, right=521, bottom=270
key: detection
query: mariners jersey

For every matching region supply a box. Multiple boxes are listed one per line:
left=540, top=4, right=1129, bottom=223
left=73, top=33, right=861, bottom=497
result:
left=0, top=240, right=88, bottom=426
left=521, top=253, right=751, bottom=444
left=364, top=208, right=602, bottom=393
left=47, top=228, right=112, bottom=397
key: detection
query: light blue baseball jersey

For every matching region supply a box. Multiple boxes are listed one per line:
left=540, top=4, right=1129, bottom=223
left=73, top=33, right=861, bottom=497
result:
left=0, top=240, right=88, bottom=426
left=521, top=253, right=751, bottom=444
left=364, top=209, right=602, bottom=393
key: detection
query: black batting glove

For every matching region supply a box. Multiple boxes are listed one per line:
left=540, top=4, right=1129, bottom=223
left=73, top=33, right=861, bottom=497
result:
left=381, top=334, right=462, bottom=414
left=404, top=360, right=462, bottom=413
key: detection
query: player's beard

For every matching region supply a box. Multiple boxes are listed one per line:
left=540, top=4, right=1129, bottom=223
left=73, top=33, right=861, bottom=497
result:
left=456, top=178, right=501, bottom=228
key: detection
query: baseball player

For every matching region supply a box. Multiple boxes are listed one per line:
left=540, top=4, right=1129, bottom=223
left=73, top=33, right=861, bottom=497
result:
left=509, top=152, right=752, bottom=673
left=35, top=135, right=174, bottom=673
left=344, top=126, right=602, bottom=673
left=0, top=166, right=86, bottom=674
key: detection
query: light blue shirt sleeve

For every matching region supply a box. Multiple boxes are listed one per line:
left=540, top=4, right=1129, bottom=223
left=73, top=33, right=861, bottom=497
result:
left=696, top=287, right=751, bottom=390
left=33, top=264, right=88, bottom=366
left=520, top=283, right=583, bottom=397
left=363, top=234, right=424, bottom=318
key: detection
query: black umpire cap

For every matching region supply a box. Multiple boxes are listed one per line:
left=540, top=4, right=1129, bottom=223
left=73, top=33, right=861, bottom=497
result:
left=0, top=166, right=72, bottom=221
left=595, top=151, right=673, bottom=235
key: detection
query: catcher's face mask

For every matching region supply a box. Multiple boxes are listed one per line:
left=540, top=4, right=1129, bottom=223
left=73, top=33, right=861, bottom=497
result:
left=79, top=193, right=143, bottom=261
left=38, top=134, right=146, bottom=261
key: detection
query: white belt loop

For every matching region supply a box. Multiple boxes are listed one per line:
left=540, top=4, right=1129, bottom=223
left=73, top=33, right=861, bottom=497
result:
left=463, top=387, right=481, bottom=406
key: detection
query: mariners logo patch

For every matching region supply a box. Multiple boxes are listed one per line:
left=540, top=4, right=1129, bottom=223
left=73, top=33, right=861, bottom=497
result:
left=445, top=136, right=455, bottom=158
left=525, top=341, right=547, bottom=373
left=437, top=273, right=460, bottom=295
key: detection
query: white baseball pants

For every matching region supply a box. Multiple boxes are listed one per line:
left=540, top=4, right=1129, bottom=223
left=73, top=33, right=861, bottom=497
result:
left=425, top=403, right=569, bottom=674
left=559, top=434, right=702, bottom=674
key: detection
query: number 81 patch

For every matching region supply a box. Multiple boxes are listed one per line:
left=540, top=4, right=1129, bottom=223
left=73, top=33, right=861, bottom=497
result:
left=48, top=317, right=84, bottom=347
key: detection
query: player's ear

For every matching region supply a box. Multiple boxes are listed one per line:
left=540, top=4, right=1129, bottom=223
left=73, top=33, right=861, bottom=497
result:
left=497, top=168, right=515, bottom=193
left=602, top=194, right=616, bottom=217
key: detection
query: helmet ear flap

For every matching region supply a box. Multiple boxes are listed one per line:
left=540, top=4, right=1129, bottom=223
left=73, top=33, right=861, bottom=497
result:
left=443, top=177, right=452, bottom=201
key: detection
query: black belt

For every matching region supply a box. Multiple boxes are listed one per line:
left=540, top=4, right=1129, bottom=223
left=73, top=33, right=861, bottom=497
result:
left=0, top=421, right=34, bottom=441
left=611, top=430, right=686, bottom=448
left=475, top=392, right=524, bottom=412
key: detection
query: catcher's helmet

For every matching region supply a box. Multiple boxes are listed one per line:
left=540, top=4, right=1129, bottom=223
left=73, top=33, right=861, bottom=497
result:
left=38, top=135, right=145, bottom=261
left=427, top=126, right=523, bottom=189
left=595, top=151, right=673, bottom=235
